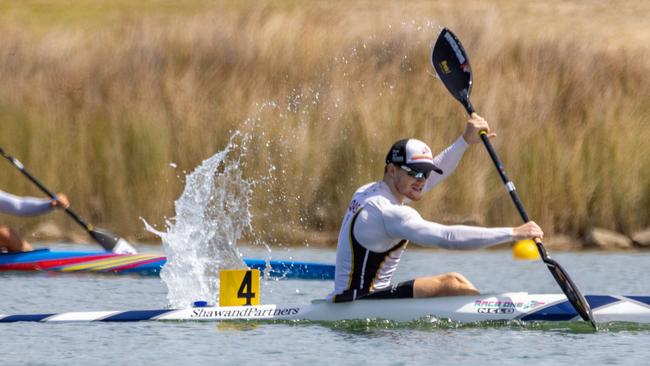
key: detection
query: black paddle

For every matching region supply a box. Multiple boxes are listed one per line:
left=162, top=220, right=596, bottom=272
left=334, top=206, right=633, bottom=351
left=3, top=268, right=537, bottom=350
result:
left=431, top=28, right=597, bottom=329
left=0, top=146, right=136, bottom=253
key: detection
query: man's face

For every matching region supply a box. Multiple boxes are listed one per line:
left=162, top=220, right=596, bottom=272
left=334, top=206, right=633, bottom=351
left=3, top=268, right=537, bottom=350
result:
left=392, top=165, right=427, bottom=201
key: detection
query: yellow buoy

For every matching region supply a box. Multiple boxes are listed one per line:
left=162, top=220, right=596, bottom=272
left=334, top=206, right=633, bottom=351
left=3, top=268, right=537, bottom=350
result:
left=512, top=239, right=540, bottom=260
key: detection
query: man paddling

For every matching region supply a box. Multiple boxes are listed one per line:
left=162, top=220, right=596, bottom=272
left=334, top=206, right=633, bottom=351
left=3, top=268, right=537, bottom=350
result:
left=0, top=189, right=69, bottom=252
left=327, top=114, right=543, bottom=302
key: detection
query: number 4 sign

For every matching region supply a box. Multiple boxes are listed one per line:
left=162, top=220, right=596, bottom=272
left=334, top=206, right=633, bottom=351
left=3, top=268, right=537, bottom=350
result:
left=219, top=269, right=261, bottom=306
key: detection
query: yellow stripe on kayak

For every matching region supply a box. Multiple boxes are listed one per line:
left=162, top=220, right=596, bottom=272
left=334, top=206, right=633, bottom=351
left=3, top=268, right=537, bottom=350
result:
left=59, top=255, right=161, bottom=272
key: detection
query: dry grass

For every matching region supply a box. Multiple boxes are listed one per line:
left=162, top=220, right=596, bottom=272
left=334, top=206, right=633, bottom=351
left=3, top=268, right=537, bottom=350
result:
left=0, top=0, right=648, bottom=244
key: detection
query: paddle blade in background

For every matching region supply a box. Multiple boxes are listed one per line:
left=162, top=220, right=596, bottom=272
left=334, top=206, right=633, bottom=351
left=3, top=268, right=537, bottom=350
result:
left=89, top=227, right=137, bottom=254
left=431, top=28, right=474, bottom=114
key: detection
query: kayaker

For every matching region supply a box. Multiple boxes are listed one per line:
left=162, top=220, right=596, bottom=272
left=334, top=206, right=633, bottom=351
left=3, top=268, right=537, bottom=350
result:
left=0, top=189, right=70, bottom=253
left=327, top=113, right=544, bottom=302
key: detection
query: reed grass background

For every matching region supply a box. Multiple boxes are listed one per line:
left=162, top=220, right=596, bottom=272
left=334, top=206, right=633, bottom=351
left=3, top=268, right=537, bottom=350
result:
left=1, top=0, right=648, bottom=246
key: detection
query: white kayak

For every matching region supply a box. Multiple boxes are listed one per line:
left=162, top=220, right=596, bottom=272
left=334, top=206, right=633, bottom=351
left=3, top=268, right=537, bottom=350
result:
left=1, top=293, right=649, bottom=324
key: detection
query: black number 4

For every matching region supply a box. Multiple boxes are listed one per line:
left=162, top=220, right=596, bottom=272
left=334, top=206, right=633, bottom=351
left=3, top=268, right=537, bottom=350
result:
left=237, top=270, right=256, bottom=306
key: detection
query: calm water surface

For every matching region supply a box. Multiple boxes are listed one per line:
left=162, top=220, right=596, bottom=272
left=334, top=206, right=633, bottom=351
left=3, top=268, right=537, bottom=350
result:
left=1, top=243, right=649, bottom=366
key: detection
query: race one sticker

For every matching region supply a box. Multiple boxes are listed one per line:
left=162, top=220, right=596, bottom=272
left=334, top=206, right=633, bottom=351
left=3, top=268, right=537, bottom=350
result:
left=474, top=299, right=545, bottom=314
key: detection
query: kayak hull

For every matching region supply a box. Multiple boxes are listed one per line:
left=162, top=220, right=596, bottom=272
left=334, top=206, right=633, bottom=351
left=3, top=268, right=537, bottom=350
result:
left=2, top=293, right=649, bottom=324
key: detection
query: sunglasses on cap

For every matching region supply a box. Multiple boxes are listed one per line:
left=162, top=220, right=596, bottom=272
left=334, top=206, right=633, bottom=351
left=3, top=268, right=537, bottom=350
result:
left=399, top=165, right=430, bottom=179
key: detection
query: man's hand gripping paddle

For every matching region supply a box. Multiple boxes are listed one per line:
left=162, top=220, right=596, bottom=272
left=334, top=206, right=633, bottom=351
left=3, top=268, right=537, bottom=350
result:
left=431, top=28, right=597, bottom=329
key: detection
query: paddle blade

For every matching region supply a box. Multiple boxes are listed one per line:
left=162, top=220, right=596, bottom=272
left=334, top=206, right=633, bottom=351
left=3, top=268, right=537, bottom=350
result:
left=543, top=256, right=597, bottom=329
left=431, top=28, right=474, bottom=114
left=89, top=227, right=137, bottom=254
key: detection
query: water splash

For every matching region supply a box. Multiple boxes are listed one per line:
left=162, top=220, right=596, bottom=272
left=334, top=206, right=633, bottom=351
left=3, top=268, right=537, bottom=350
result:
left=145, top=131, right=254, bottom=308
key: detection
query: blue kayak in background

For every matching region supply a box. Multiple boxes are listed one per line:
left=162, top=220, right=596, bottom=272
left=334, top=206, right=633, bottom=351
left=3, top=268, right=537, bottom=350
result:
left=0, top=248, right=335, bottom=280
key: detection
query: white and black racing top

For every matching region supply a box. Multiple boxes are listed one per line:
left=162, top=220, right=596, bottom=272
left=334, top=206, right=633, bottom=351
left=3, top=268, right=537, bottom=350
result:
left=0, top=190, right=53, bottom=216
left=327, top=137, right=514, bottom=301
